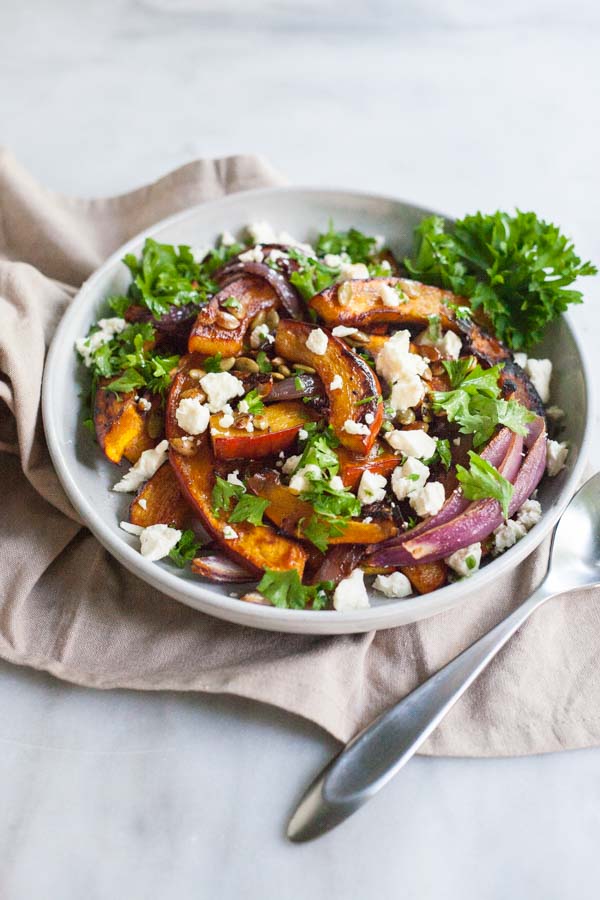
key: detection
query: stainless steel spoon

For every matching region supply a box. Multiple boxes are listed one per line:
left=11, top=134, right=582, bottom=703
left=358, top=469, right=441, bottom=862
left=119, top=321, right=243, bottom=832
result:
left=288, top=472, right=600, bottom=843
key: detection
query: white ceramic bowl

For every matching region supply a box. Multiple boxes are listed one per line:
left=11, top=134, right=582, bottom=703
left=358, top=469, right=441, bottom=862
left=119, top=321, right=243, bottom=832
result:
left=42, top=187, right=592, bottom=634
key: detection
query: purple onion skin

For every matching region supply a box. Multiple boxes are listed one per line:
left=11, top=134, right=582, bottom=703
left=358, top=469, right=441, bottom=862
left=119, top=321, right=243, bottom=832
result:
left=191, top=554, right=253, bottom=583
left=264, top=373, right=324, bottom=403
left=306, top=544, right=364, bottom=587
left=217, top=258, right=304, bottom=320
left=125, top=304, right=200, bottom=347
left=367, top=426, right=547, bottom=567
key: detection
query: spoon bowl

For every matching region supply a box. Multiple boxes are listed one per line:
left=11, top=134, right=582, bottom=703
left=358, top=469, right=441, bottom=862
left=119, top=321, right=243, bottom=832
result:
left=546, top=471, right=600, bottom=593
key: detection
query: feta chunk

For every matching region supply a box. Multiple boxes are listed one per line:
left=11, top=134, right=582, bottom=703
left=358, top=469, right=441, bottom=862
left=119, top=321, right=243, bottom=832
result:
left=333, top=568, right=370, bottom=612
left=138, top=397, right=152, bottom=412
left=513, top=352, right=528, bottom=369
left=289, top=464, right=321, bottom=493
left=445, top=543, right=482, bottom=577
left=175, top=397, right=210, bottom=435
left=138, top=498, right=147, bottom=510
left=416, top=327, right=462, bottom=360
left=372, top=571, right=412, bottom=598
left=516, top=498, right=542, bottom=529
left=305, top=328, right=328, bottom=355
left=75, top=317, right=127, bottom=367
left=323, top=253, right=345, bottom=268
left=223, top=526, right=238, bottom=540
left=281, top=454, right=302, bottom=475
left=330, top=374, right=343, bottom=391
left=329, top=475, right=345, bottom=492
left=379, top=284, right=403, bottom=308
left=247, top=221, right=277, bottom=244
left=113, top=440, right=169, bottom=493
left=298, top=428, right=309, bottom=441
left=375, top=330, right=428, bottom=411
left=200, top=372, right=245, bottom=413
left=220, top=230, right=237, bottom=246
left=219, top=413, right=234, bottom=428
left=389, top=375, right=425, bottom=412
left=332, top=325, right=358, bottom=338
left=390, top=457, right=430, bottom=501
left=525, top=358, right=552, bottom=404
left=546, top=439, right=568, bottom=477
left=250, top=323, right=273, bottom=348
left=357, top=470, right=387, bottom=504
left=338, top=262, right=370, bottom=282
left=385, top=428, right=437, bottom=460
left=227, top=470, right=245, bottom=488
left=343, top=419, right=371, bottom=436
left=410, top=481, right=445, bottom=517
left=493, top=519, right=526, bottom=553
left=139, top=524, right=182, bottom=561
left=239, top=246, right=264, bottom=264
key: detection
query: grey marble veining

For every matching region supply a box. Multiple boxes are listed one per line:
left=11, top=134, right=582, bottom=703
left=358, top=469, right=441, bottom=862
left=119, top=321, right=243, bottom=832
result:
left=1, top=0, right=600, bottom=897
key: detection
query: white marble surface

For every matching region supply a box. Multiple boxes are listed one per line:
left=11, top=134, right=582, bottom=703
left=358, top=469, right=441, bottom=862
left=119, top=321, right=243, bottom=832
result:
left=2, top=1, right=600, bottom=897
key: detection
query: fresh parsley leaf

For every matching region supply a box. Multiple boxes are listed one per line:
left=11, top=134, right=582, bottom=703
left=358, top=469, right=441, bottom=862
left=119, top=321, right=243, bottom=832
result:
left=107, top=294, right=131, bottom=316
left=169, top=530, right=202, bottom=568
left=300, top=515, right=348, bottom=553
left=300, top=478, right=361, bottom=520
left=256, top=569, right=334, bottom=610
left=442, top=356, right=476, bottom=388
left=316, top=221, right=381, bottom=263
left=456, top=451, right=514, bottom=520
left=105, top=367, right=146, bottom=394
left=256, top=351, right=272, bottom=373
left=294, top=375, right=303, bottom=391
left=424, top=314, right=441, bottom=343
left=228, top=494, right=270, bottom=527
left=221, top=296, right=242, bottom=310
left=204, top=353, right=223, bottom=373
left=297, top=425, right=340, bottom=478
left=212, top=476, right=245, bottom=515
left=436, top=437, right=452, bottom=470
left=289, top=255, right=338, bottom=302
left=125, top=238, right=217, bottom=318
left=241, top=388, right=265, bottom=415
left=405, top=211, right=597, bottom=350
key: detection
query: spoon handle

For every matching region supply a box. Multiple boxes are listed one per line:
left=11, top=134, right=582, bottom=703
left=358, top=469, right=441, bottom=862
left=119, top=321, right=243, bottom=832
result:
left=287, top=580, right=555, bottom=843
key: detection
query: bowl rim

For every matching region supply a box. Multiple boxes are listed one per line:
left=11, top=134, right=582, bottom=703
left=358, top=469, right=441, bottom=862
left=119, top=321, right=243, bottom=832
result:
left=42, top=185, right=593, bottom=635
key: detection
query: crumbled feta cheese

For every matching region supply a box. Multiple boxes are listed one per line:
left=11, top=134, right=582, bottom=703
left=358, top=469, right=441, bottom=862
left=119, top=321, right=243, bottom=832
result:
left=138, top=397, right=152, bottom=412
left=545, top=405, right=565, bottom=422
left=525, top=358, right=552, bottom=404
left=247, top=221, right=277, bottom=244
left=493, top=519, right=526, bottom=553
left=138, top=498, right=148, bottom=510
left=113, top=440, right=169, bottom=493
left=375, top=330, right=428, bottom=412
left=120, top=521, right=144, bottom=536
left=238, top=399, right=250, bottom=414
left=343, top=419, right=371, bottom=436
left=305, top=328, right=329, bottom=355
left=410, top=481, right=445, bottom=517
left=298, top=428, right=309, bottom=441
left=330, top=374, right=343, bottom=391
left=244, top=420, right=254, bottom=433
left=75, top=317, right=127, bottom=367
left=175, top=397, right=210, bottom=435
left=140, top=524, right=182, bottom=561
left=250, top=323, right=273, bottom=348
left=416, top=327, right=462, bottom=360
left=329, top=475, right=345, bottom=492
left=223, top=526, right=238, bottom=541
left=267, top=249, right=288, bottom=263
left=372, top=571, right=412, bottom=598
left=546, top=439, right=568, bottom=477
left=289, top=464, right=321, bottom=493
left=338, top=262, right=370, bottom=282
left=227, top=470, right=245, bottom=488
left=332, top=325, right=358, bottom=338
left=357, top=470, right=387, bottom=504
left=516, top=498, right=542, bottom=529
left=514, top=352, right=528, bottom=369
left=220, top=230, right=237, bottom=246
left=390, top=457, right=430, bottom=501
left=219, top=413, right=234, bottom=428
left=200, top=372, right=245, bottom=413
left=385, top=428, right=437, bottom=460
left=323, top=253, right=344, bottom=268
left=365, top=412, right=375, bottom=425
left=239, top=246, right=264, bottom=264
left=277, top=231, right=315, bottom=256
left=445, top=543, right=482, bottom=577
left=281, top=454, right=302, bottom=475
left=333, top=568, right=370, bottom=612
left=379, top=284, right=402, bottom=308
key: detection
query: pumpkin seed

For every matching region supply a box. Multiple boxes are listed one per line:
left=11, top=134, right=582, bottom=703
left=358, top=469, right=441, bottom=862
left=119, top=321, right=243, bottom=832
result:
left=233, top=357, right=260, bottom=374
left=293, top=364, right=316, bottom=374
left=215, top=310, right=240, bottom=331
left=265, top=309, right=280, bottom=330
left=169, top=437, right=198, bottom=457
left=250, top=310, right=267, bottom=330
left=253, top=415, right=269, bottom=431
left=219, top=357, right=236, bottom=372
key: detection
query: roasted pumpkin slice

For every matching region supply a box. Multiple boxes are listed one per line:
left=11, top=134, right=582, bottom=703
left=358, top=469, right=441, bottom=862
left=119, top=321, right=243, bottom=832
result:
left=167, top=358, right=307, bottom=576
left=209, top=401, right=313, bottom=460
left=129, top=463, right=191, bottom=530
left=94, top=385, right=158, bottom=465
left=188, top=276, right=279, bottom=357
left=337, top=442, right=400, bottom=489
left=274, top=320, right=383, bottom=454
left=246, top=472, right=398, bottom=545
left=401, top=561, right=447, bottom=595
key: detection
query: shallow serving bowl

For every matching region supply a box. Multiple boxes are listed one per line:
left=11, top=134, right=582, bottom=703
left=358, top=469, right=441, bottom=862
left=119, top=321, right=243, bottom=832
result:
left=42, top=187, right=591, bottom=634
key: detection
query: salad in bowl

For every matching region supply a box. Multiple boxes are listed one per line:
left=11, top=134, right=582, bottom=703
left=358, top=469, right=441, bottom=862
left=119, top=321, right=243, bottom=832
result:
left=74, top=212, right=594, bottom=612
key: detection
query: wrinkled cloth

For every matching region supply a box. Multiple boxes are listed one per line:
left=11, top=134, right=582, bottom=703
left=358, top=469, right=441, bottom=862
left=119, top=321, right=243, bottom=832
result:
left=1, top=148, right=598, bottom=756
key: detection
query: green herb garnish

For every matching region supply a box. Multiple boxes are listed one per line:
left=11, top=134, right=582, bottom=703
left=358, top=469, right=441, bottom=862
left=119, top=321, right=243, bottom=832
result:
left=228, top=494, right=270, bottom=527
left=257, top=569, right=334, bottom=610
left=456, top=451, right=514, bottom=520
left=169, top=530, right=202, bottom=568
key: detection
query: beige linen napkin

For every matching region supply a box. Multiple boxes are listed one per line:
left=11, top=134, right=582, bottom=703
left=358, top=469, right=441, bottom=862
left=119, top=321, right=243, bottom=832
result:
left=1, top=149, right=599, bottom=756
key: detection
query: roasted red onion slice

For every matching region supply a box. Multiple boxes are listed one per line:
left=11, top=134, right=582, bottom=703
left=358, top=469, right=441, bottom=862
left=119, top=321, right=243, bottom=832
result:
left=307, top=544, right=365, bottom=586
left=217, top=259, right=304, bottom=320
left=264, top=373, right=324, bottom=403
left=191, top=554, right=253, bottom=583
left=367, top=423, right=548, bottom=567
